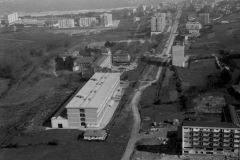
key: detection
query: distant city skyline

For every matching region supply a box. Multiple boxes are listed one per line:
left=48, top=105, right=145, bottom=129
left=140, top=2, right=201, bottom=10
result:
left=0, top=0, right=183, bottom=15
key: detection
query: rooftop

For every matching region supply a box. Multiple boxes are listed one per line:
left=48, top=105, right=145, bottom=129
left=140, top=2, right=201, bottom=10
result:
left=222, top=104, right=240, bottom=125
left=84, top=130, right=107, bottom=137
left=91, top=55, right=109, bottom=67
left=182, top=121, right=240, bottom=129
left=74, top=57, right=94, bottom=63
left=114, top=50, right=129, bottom=56
left=66, top=73, right=120, bottom=109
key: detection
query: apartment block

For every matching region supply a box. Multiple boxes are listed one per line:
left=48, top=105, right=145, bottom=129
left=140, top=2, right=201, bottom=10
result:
left=79, top=17, right=97, bottom=27
left=4, top=12, right=18, bottom=24
left=181, top=105, right=240, bottom=156
left=99, top=13, right=113, bottom=27
left=186, top=22, right=202, bottom=35
left=51, top=73, right=121, bottom=128
left=151, top=13, right=166, bottom=35
left=113, top=50, right=131, bottom=63
left=199, top=13, right=210, bottom=25
left=58, top=19, right=74, bottom=28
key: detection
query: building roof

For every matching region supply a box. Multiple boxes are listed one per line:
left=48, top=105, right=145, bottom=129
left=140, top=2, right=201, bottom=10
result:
left=222, top=104, right=240, bottom=125
left=84, top=130, right=107, bottom=137
left=74, top=57, right=94, bottom=63
left=91, top=55, right=109, bottom=67
left=114, top=50, right=129, bottom=56
left=182, top=121, right=240, bottom=129
left=66, top=73, right=120, bottom=109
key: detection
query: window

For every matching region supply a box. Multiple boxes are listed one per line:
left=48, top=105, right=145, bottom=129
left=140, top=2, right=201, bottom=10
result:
left=217, top=148, right=223, bottom=151
left=80, top=113, right=85, bottom=117
left=81, top=118, right=85, bottom=121
left=80, top=109, right=85, bottom=112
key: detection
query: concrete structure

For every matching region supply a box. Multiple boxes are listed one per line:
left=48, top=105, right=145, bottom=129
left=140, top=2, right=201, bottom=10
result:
left=58, top=19, right=74, bottom=28
left=79, top=17, right=97, bottom=27
left=51, top=73, right=121, bottom=128
left=181, top=105, right=240, bottom=155
left=4, top=12, right=18, bottom=25
left=151, top=13, right=166, bottom=35
left=99, top=13, right=113, bottom=27
left=91, top=55, right=112, bottom=73
left=113, top=50, right=131, bottom=63
left=199, top=13, right=210, bottom=25
left=186, top=22, right=202, bottom=35
left=83, top=130, right=107, bottom=140
left=172, top=43, right=185, bottom=67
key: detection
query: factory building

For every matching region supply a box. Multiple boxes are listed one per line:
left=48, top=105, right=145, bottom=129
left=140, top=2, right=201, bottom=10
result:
left=51, top=73, right=121, bottom=128
left=99, top=13, right=113, bottom=27
left=181, top=105, right=240, bottom=155
left=151, top=13, right=166, bottom=35
left=79, top=17, right=97, bottom=27
left=58, top=19, right=74, bottom=28
left=4, top=12, right=18, bottom=24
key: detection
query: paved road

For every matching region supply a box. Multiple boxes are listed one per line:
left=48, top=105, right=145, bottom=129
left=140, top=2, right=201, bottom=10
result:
left=121, top=4, right=184, bottom=160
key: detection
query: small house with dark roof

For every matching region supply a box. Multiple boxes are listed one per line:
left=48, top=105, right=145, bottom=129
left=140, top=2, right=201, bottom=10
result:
left=83, top=130, right=107, bottom=140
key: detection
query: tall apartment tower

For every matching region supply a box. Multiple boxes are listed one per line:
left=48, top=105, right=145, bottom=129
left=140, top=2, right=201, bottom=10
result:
left=99, top=13, right=113, bottom=27
left=4, top=12, right=18, bottom=24
left=199, top=13, right=210, bottom=25
left=151, top=13, right=166, bottom=34
left=79, top=17, right=97, bottom=27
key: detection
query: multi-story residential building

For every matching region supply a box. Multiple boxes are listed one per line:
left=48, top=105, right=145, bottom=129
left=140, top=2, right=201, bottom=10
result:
left=58, top=19, right=74, bottom=28
left=79, top=17, right=97, bottom=27
left=199, top=13, right=210, bottom=25
left=151, top=13, right=166, bottom=35
left=91, top=55, right=112, bottom=73
left=4, top=12, right=18, bottom=24
left=181, top=105, right=240, bottom=155
left=172, top=43, right=186, bottom=67
left=113, top=50, right=131, bottom=63
left=99, top=13, right=113, bottom=27
left=186, top=22, right=202, bottom=35
left=129, top=8, right=137, bottom=14
left=51, top=72, right=121, bottom=128
left=73, top=57, right=95, bottom=78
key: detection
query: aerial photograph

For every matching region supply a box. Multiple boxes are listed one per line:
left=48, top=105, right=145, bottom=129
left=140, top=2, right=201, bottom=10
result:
left=0, top=0, right=240, bottom=159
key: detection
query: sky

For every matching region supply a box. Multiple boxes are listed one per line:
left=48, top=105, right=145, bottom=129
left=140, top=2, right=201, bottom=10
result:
left=0, top=0, right=183, bottom=13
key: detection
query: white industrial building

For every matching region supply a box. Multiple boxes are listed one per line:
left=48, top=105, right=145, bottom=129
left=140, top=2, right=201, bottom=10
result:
left=151, top=13, right=166, bottom=35
left=4, top=12, right=18, bottom=25
left=51, top=73, right=121, bottom=129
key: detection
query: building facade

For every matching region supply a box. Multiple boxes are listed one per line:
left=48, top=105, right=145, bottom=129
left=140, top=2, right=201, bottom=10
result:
left=113, top=50, right=131, bottom=63
left=182, top=121, right=240, bottom=155
left=58, top=19, right=74, bottom=28
left=151, top=13, right=166, bottom=34
left=99, top=13, right=113, bottom=27
left=4, top=12, right=18, bottom=24
left=91, top=55, right=112, bottom=73
left=186, top=22, right=202, bottom=35
left=79, top=17, right=97, bottom=27
left=199, top=13, right=210, bottom=25
left=172, top=44, right=185, bottom=67
left=51, top=73, right=121, bottom=128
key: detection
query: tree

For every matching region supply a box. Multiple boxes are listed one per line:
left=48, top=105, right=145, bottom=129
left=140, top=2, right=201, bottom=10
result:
left=55, top=56, right=65, bottom=70
left=0, top=65, right=13, bottom=79
left=64, top=56, right=74, bottom=71
left=105, top=41, right=111, bottom=47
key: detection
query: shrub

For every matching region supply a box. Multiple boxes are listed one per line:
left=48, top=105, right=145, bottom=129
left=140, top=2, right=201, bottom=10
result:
left=48, top=139, right=59, bottom=146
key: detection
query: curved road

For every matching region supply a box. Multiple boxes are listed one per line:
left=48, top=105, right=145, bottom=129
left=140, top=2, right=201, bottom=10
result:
left=121, top=4, right=184, bottom=160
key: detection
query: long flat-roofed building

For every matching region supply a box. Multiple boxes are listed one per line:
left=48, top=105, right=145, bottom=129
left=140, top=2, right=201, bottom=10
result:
left=172, top=43, right=186, bottom=67
left=51, top=73, right=121, bottom=128
left=151, top=13, right=166, bottom=35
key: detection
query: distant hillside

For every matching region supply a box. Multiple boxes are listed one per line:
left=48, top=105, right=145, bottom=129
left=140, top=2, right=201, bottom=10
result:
left=0, top=0, right=183, bottom=13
